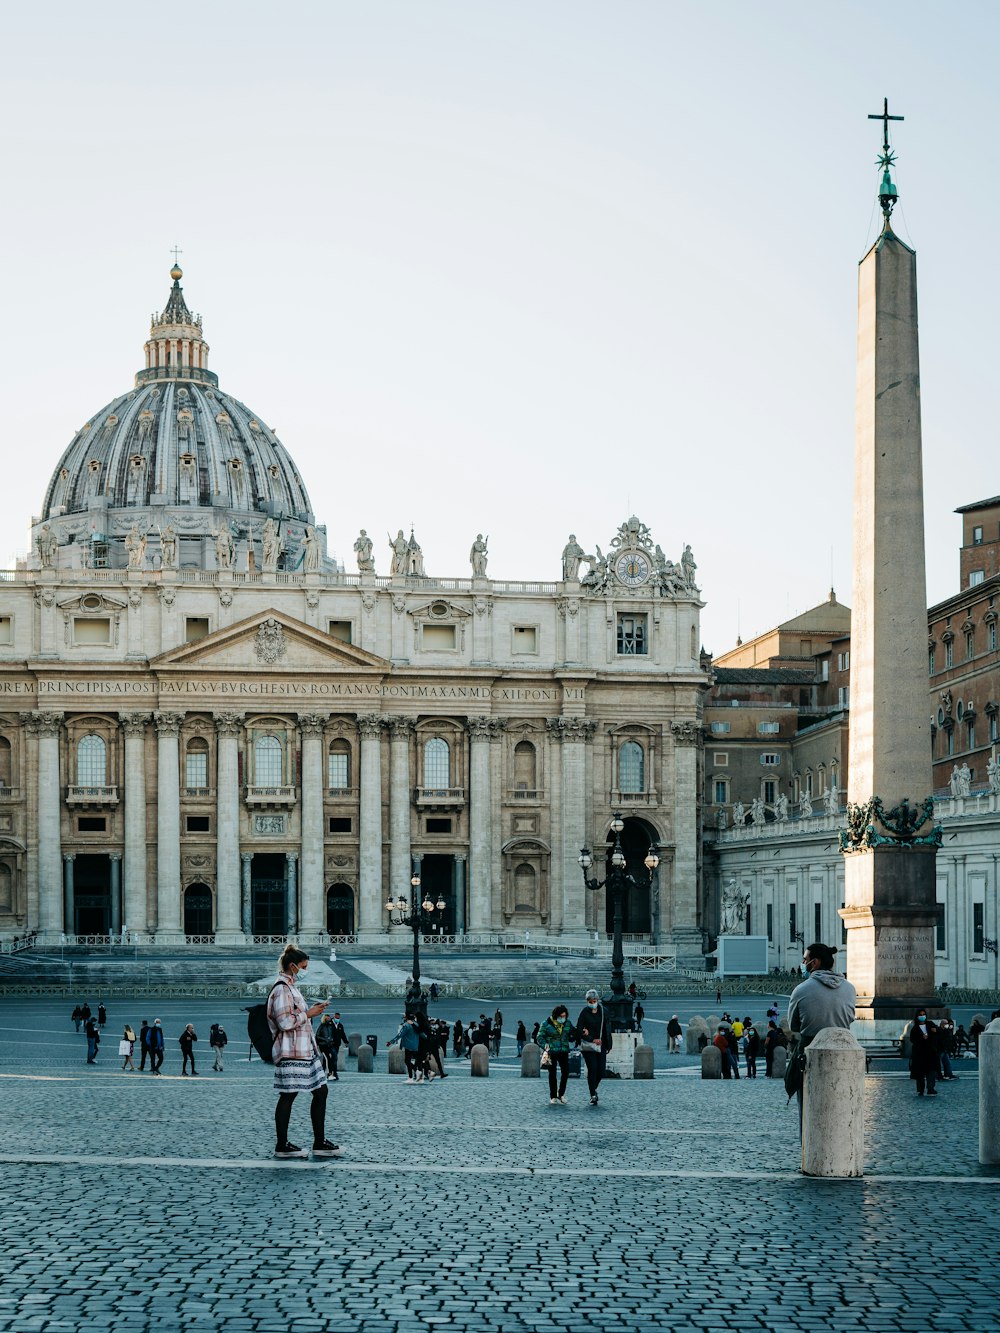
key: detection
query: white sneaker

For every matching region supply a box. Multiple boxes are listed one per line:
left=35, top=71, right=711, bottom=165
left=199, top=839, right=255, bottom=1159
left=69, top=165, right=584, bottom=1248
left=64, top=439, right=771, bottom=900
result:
left=549, top=1097, right=558, bottom=1105
left=558, top=1095, right=568, bottom=1105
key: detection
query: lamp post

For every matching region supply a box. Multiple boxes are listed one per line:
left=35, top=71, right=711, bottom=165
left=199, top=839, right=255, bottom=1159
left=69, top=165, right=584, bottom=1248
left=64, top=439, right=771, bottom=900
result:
left=578, top=812, right=659, bottom=1032
left=385, top=866, right=446, bottom=1018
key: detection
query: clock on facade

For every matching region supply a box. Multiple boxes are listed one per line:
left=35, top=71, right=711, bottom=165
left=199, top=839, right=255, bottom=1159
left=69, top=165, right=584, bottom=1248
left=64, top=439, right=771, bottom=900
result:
left=615, top=550, right=650, bottom=587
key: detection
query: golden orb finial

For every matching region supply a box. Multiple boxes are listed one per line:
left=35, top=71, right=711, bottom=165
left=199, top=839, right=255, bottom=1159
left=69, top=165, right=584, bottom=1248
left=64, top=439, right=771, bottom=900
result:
left=170, top=263, right=183, bottom=283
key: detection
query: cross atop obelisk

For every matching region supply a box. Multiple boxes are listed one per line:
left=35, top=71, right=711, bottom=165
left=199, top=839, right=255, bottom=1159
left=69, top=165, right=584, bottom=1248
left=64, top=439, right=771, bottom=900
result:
left=868, top=97, right=904, bottom=222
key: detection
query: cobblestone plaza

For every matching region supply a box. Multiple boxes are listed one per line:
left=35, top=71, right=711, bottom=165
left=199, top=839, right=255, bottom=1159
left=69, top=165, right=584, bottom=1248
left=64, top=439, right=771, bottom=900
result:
left=1, top=995, right=998, bottom=1332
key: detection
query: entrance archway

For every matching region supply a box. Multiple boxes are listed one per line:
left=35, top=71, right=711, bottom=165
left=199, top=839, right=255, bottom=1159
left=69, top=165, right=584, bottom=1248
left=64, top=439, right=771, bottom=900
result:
left=604, top=818, right=656, bottom=935
left=326, top=884, right=355, bottom=935
left=74, top=854, right=111, bottom=935
left=184, top=883, right=213, bottom=936
left=418, top=854, right=456, bottom=935
left=251, top=853, right=287, bottom=935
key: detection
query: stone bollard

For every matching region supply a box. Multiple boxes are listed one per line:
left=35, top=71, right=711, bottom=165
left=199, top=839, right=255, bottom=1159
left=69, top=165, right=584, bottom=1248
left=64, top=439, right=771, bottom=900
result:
left=347, top=1032, right=362, bottom=1058
left=356, top=1043, right=374, bottom=1073
left=470, top=1044, right=489, bottom=1077
left=801, top=1028, right=865, bottom=1178
left=705, top=1014, right=721, bottom=1033
left=387, top=1047, right=406, bottom=1075
left=520, top=1042, right=541, bottom=1078
left=337, top=1047, right=346, bottom=1072
left=686, top=1018, right=710, bottom=1055
left=634, top=1045, right=654, bottom=1079
left=772, top=1046, right=787, bottom=1079
left=701, top=1045, right=722, bottom=1079
left=979, top=1019, right=1000, bottom=1164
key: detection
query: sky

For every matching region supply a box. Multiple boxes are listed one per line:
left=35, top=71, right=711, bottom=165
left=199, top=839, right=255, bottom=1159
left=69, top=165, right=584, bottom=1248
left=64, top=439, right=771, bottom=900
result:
left=1, top=2, right=997, bottom=654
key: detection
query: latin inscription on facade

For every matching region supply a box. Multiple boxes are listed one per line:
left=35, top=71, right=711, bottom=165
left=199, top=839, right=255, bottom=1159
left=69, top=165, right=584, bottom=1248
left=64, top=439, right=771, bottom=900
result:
left=28, top=679, right=563, bottom=702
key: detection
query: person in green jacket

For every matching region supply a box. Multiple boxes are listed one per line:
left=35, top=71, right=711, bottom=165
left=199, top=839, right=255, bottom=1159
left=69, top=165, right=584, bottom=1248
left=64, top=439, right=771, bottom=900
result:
left=536, top=1004, right=578, bottom=1105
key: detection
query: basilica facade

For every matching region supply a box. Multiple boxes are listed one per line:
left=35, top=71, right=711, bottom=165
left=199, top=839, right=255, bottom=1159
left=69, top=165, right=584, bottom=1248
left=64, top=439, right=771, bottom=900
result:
left=1, top=268, right=709, bottom=960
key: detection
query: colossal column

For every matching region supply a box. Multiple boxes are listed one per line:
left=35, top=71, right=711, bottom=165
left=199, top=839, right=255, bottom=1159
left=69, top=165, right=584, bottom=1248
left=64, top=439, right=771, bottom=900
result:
left=286, top=852, right=299, bottom=934
left=547, top=716, right=596, bottom=936
left=34, top=712, right=64, bottom=939
left=62, top=853, right=75, bottom=938
left=467, top=716, right=496, bottom=930
left=214, top=712, right=245, bottom=943
left=670, top=719, right=704, bottom=963
left=154, top=711, right=184, bottom=942
left=840, top=106, right=940, bottom=1026
left=298, top=713, right=326, bottom=935
left=120, top=712, right=151, bottom=935
left=357, top=714, right=384, bottom=934
left=387, top=717, right=414, bottom=901
left=109, top=854, right=122, bottom=936
left=241, top=852, right=253, bottom=936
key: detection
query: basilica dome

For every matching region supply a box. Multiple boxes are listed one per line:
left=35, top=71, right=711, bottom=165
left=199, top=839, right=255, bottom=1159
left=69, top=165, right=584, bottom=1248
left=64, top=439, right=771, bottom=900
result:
left=35, top=267, right=318, bottom=569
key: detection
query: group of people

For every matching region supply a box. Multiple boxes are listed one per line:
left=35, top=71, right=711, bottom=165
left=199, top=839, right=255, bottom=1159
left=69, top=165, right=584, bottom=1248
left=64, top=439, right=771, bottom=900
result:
left=388, top=1013, right=452, bottom=1082
left=536, top=989, right=613, bottom=1106
left=73, top=1006, right=228, bottom=1075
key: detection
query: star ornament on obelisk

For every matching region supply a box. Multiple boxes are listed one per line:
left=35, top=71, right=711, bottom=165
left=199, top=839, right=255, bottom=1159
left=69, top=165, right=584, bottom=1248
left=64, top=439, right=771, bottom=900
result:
left=838, top=100, right=943, bottom=1032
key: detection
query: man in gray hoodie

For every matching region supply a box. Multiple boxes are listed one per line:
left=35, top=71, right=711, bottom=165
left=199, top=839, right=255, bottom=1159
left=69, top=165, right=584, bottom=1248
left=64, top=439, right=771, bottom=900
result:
left=788, top=942, right=856, bottom=1039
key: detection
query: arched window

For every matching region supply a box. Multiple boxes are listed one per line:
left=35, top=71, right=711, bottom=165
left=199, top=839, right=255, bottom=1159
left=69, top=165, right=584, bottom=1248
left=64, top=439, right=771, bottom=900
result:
left=185, top=737, right=209, bottom=790
left=254, top=734, right=283, bottom=788
left=0, top=735, right=10, bottom=788
left=424, top=737, right=450, bottom=789
left=619, top=740, right=644, bottom=794
left=514, top=862, right=537, bottom=912
left=77, top=734, right=107, bottom=786
left=328, top=740, right=351, bottom=791
left=513, top=740, right=536, bottom=793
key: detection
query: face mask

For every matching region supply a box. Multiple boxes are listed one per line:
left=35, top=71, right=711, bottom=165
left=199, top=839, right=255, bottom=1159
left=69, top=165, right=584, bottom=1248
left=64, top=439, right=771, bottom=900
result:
left=800, top=964, right=810, bottom=976
left=917, top=1015, right=926, bottom=1023
left=588, top=1002, right=599, bottom=1011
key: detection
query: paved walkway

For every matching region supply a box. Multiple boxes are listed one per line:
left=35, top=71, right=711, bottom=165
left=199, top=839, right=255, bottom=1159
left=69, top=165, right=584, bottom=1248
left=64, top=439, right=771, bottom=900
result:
left=1, top=997, right=997, bottom=1332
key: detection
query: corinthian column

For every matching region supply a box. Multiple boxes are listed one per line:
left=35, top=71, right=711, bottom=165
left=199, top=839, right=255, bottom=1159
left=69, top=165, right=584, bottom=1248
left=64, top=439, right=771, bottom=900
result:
left=670, top=719, right=703, bottom=962
left=299, top=713, right=325, bottom=935
left=120, top=712, right=151, bottom=935
left=154, top=712, right=184, bottom=942
left=387, top=717, right=414, bottom=902
left=467, top=716, right=499, bottom=931
left=548, top=717, right=597, bottom=935
left=214, top=712, right=245, bottom=943
left=357, top=714, right=384, bottom=935
left=32, top=712, right=64, bottom=939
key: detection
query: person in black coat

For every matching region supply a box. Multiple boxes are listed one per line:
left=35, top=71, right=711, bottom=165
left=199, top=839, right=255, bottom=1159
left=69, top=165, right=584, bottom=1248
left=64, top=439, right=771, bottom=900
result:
left=909, top=1008, right=940, bottom=1096
left=576, top=988, right=613, bottom=1106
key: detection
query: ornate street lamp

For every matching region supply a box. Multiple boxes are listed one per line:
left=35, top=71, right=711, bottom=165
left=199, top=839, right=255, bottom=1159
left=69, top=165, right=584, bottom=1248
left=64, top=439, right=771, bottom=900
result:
left=385, top=866, right=446, bottom=1017
left=578, top=812, right=659, bottom=1032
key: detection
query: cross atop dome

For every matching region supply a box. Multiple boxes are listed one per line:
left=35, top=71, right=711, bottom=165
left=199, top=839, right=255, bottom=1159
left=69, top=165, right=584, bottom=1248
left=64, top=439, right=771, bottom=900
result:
left=140, top=262, right=213, bottom=387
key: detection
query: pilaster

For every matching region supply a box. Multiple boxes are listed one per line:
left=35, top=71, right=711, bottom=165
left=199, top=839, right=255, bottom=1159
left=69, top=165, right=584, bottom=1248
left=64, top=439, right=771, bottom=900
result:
left=34, top=712, right=64, bottom=939
left=298, top=713, right=325, bottom=933
left=214, top=711, right=245, bottom=944
left=154, top=711, right=184, bottom=943
left=387, top=716, right=414, bottom=902
left=120, top=712, right=151, bottom=935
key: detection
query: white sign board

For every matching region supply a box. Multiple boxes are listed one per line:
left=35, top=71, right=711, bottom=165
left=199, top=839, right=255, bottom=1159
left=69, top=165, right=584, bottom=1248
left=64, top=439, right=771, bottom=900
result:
left=718, top=935, right=769, bottom=977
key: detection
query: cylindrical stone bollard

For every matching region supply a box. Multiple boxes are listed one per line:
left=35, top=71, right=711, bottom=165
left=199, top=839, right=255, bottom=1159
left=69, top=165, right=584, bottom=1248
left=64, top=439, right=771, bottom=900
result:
left=357, top=1043, right=374, bottom=1073
left=705, top=1014, right=721, bottom=1032
left=388, top=1047, right=406, bottom=1075
left=801, top=1028, right=865, bottom=1178
left=979, top=1019, right=1000, bottom=1164
left=771, top=1046, right=787, bottom=1079
left=337, top=1047, right=346, bottom=1072
left=634, top=1045, right=654, bottom=1079
left=520, top=1042, right=541, bottom=1078
left=701, top=1045, right=722, bottom=1079
left=686, top=1019, right=710, bottom=1055
left=347, top=1032, right=362, bottom=1057
left=470, top=1044, right=489, bottom=1077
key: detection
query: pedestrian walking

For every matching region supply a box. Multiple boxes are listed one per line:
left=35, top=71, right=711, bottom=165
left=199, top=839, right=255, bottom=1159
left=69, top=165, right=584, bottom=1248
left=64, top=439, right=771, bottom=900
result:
left=80, top=1002, right=92, bottom=1024
left=743, top=1023, right=759, bottom=1078
left=85, top=1015, right=100, bottom=1064
left=71, top=1004, right=83, bottom=1032
left=389, top=1014, right=422, bottom=1082
left=634, top=1001, right=644, bottom=1030
left=120, top=1024, right=136, bottom=1071
left=937, top=1019, right=958, bottom=1081
left=315, top=1015, right=338, bottom=1079
left=179, top=1024, right=199, bottom=1075
left=536, top=1005, right=577, bottom=1105
left=909, top=1008, right=940, bottom=1097
left=210, top=1023, right=228, bottom=1071
left=763, top=1020, right=786, bottom=1078
left=266, top=946, right=341, bottom=1159
left=97, top=1004, right=107, bottom=1029
left=713, top=1026, right=732, bottom=1079
left=576, top=988, right=612, bottom=1106
left=147, top=1018, right=165, bottom=1074
left=515, top=1021, right=527, bottom=1056
left=531, top=1021, right=540, bottom=1046
left=452, top=1019, right=465, bottom=1059
left=138, top=1020, right=151, bottom=1071
left=666, top=1015, right=682, bottom=1054
left=329, top=1012, right=347, bottom=1079
left=715, top=988, right=722, bottom=1006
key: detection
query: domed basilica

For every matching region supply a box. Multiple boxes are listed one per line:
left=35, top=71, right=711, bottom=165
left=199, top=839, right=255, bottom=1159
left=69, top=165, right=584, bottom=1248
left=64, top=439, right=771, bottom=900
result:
left=1, top=267, right=709, bottom=959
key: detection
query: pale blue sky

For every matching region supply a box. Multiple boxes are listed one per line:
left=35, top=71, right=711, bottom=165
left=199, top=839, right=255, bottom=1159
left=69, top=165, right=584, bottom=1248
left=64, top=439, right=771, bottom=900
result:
left=1, top=2, right=996, bottom=652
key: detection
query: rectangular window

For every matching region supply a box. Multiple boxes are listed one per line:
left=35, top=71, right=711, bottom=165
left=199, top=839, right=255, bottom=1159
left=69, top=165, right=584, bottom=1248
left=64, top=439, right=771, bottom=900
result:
left=990, top=622, right=998, bottom=652
left=426, top=817, right=452, bottom=834
left=328, top=620, right=352, bottom=644
left=838, top=686, right=850, bottom=707
left=814, top=902, right=822, bottom=940
left=760, top=753, right=780, bottom=766
left=973, top=902, right=985, bottom=954
left=74, top=618, right=111, bottom=645
left=710, top=721, right=731, bottom=734
left=788, top=902, right=797, bottom=944
left=928, top=648, right=935, bottom=675
left=512, top=626, right=538, bottom=654
left=945, top=641, right=954, bottom=668
left=328, top=752, right=349, bottom=790
left=185, top=751, right=208, bottom=789
left=329, top=816, right=352, bottom=834
left=936, top=903, right=946, bottom=953
left=973, top=525, right=984, bottom=545
left=819, top=659, right=829, bottom=681
left=186, top=815, right=210, bottom=833
left=616, top=613, right=648, bottom=656
left=714, top=779, right=728, bottom=804
left=970, top=571, right=985, bottom=587
left=758, top=721, right=780, bottom=735
left=947, top=728, right=955, bottom=756
left=766, top=903, right=773, bottom=943
left=422, top=624, right=457, bottom=651
left=185, top=617, right=210, bottom=643
left=713, top=753, right=728, bottom=766
left=762, top=779, right=776, bottom=804
left=837, top=651, right=850, bottom=671
left=0, top=616, right=11, bottom=645
left=967, top=719, right=975, bottom=750
left=78, top=816, right=106, bottom=833
left=966, top=631, right=975, bottom=660
left=991, top=714, right=999, bottom=744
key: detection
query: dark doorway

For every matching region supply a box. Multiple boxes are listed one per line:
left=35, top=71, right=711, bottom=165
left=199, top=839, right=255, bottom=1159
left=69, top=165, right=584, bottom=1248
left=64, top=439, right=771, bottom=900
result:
left=74, top=854, right=111, bottom=935
left=604, top=819, right=654, bottom=934
left=326, top=884, right=355, bottom=935
left=184, top=883, right=213, bottom=936
left=252, top=853, right=286, bottom=935
left=419, top=854, right=456, bottom=934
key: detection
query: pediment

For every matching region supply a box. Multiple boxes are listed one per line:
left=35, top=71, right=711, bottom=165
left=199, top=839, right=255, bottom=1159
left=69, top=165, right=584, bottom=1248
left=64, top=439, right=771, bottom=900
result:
left=151, top=610, right=390, bottom=673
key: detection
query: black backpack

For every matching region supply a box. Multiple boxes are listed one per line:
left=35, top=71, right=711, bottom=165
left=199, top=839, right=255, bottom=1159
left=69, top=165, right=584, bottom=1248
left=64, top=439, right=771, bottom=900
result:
left=246, top=983, right=280, bottom=1063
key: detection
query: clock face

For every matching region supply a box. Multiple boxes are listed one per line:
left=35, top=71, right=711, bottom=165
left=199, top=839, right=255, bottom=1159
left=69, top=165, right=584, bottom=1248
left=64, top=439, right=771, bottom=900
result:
left=616, top=550, right=650, bottom=587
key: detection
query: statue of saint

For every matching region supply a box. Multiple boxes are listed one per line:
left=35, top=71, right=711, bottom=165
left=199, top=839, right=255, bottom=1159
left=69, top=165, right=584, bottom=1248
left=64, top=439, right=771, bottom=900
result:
left=124, top=523, right=147, bottom=570
left=958, top=763, right=972, bottom=798
left=354, top=529, right=374, bottom=573
left=799, top=787, right=813, bottom=817
left=388, top=529, right=408, bottom=576
left=680, top=543, right=697, bottom=588
left=824, top=782, right=839, bottom=816
left=715, top=806, right=728, bottom=831
left=775, top=793, right=789, bottom=822
left=988, top=756, right=1000, bottom=795
left=261, top=518, right=282, bottom=572
left=750, top=797, right=765, bottom=827
left=562, top=535, right=585, bottom=582
left=949, top=764, right=961, bottom=798
left=301, top=525, right=321, bottom=573
left=720, top=881, right=749, bottom=934
left=158, top=524, right=177, bottom=570
left=36, top=524, right=58, bottom=569
left=732, top=801, right=745, bottom=828
left=470, top=533, right=489, bottom=577
left=214, top=525, right=234, bottom=570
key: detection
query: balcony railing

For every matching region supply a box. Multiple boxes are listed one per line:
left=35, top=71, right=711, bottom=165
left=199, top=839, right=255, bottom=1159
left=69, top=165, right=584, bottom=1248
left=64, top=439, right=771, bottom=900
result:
left=183, top=787, right=214, bottom=799
left=326, top=786, right=358, bottom=800
left=415, top=787, right=465, bottom=807
left=66, top=785, right=119, bottom=805
left=244, top=785, right=297, bottom=807
left=611, top=790, right=659, bottom=805
left=0, top=787, right=21, bottom=801
left=507, top=788, right=544, bottom=801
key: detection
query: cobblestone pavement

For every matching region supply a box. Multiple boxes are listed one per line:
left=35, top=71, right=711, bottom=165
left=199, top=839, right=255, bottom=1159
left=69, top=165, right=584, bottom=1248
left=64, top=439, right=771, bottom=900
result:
left=1, top=998, right=997, bottom=1332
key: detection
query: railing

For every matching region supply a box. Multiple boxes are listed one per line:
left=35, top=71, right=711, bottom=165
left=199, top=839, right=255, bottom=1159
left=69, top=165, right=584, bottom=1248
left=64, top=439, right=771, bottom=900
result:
left=184, top=934, right=217, bottom=945
left=0, top=788, right=21, bottom=801
left=66, top=785, right=119, bottom=804
left=507, top=788, right=544, bottom=801
left=0, top=932, right=37, bottom=954
left=415, top=787, right=465, bottom=805
left=612, top=790, right=659, bottom=805
left=244, top=786, right=297, bottom=806
left=0, top=569, right=563, bottom=593
left=326, top=786, right=357, bottom=800
left=183, top=787, right=214, bottom=799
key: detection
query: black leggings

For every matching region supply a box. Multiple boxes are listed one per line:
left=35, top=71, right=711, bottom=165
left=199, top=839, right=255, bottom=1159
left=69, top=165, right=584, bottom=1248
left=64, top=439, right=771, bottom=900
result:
left=547, top=1051, right=569, bottom=1098
left=275, top=1083, right=327, bottom=1146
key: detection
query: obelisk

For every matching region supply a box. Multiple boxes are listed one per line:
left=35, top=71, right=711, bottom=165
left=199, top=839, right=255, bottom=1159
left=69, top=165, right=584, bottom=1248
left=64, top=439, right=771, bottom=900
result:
left=840, top=101, right=941, bottom=1028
